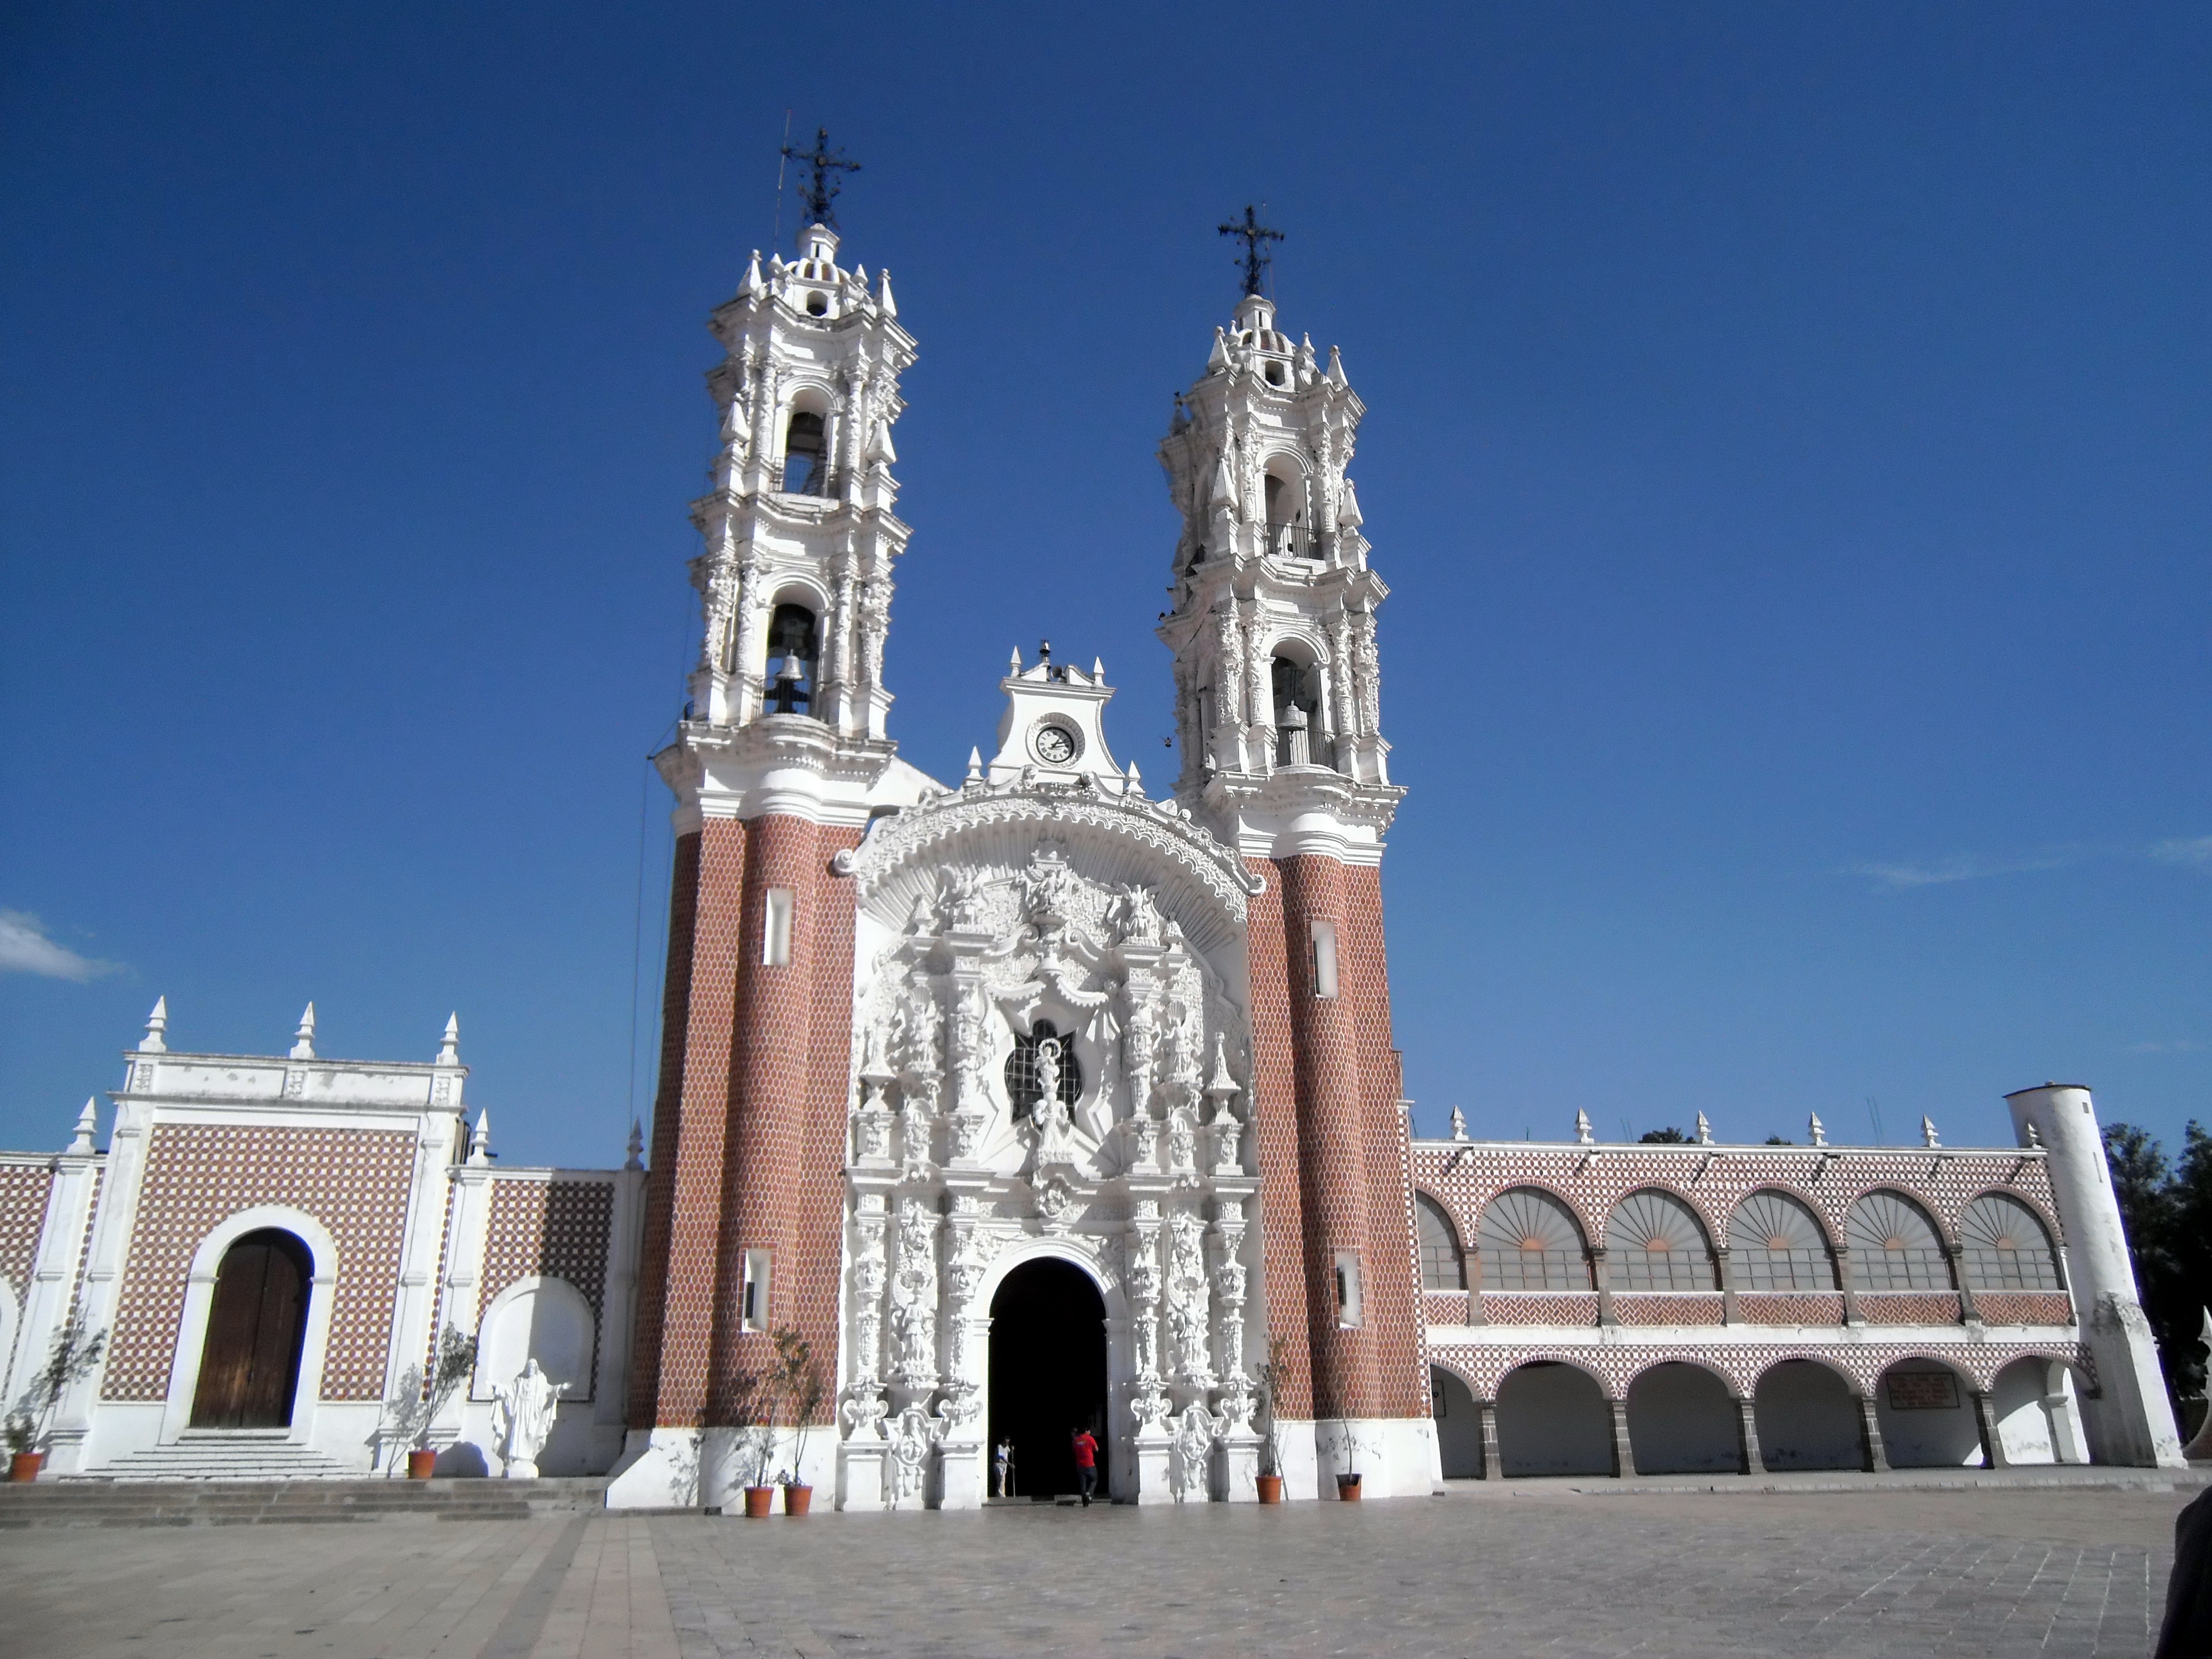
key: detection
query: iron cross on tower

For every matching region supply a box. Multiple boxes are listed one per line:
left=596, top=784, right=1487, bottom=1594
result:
left=783, top=126, right=861, bottom=229
left=1217, top=205, right=1284, bottom=297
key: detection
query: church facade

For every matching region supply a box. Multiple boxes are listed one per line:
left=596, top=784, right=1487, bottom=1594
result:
left=0, top=216, right=2186, bottom=1502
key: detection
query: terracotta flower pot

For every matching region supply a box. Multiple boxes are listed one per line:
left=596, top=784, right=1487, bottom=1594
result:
left=1255, top=1473, right=1284, bottom=1503
left=742, top=1485, right=776, bottom=1518
left=782, top=1483, right=813, bottom=1515
left=9, top=1451, right=45, bottom=1483
left=406, top=1448, right=438, bottom=1481
left=1336, top=1473, right=1362, bottom=1501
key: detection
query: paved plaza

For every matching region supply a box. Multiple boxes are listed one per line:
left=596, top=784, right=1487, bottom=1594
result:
left=2, top=1478, right=2197, bottom=1658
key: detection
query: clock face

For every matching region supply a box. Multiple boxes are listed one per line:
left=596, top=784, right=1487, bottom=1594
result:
left=1033, top=724, right=1078, bottom=765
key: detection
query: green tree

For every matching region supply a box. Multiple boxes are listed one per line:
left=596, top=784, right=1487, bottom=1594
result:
left=1638, top=1127, right=1691, bottom=1144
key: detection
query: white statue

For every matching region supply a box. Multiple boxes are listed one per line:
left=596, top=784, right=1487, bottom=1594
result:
left=491, top=1358, right=570, bottom=1479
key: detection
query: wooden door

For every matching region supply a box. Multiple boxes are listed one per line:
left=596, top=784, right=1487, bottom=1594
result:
left=189, top=1230, right=311, bottom=1428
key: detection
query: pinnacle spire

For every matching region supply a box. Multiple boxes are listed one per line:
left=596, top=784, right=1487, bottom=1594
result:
left=625, top=1119, right=645, bottom=1171
left=438, top=1013, right=460, bottom=1066
left=139, top=996, right=169, bottom=1053
left=468, top=1109, right=491, bottom=1166
left=290, top=1002, right=317, bottom=1060
left=70, top=1095, right=98, bottom=1154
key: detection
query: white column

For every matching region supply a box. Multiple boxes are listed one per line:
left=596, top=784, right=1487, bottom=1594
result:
left=45, top=1086, right=156, bottom=1473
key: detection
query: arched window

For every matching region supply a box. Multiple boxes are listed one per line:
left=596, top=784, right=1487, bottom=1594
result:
left=1726, top=1191, right=1839, bottom=1291
left=1477, top=1188, right=1590, bottom=1290
left=1262, top=462, right=1312, bottom=557
left=1272, top=655, right=1320, bottom=766
left=1604, top=1190, right=1718, bottom=1291
left=1845, top=1191, right=1952, bottom=1291
left=1957, top=1194, right=2062, bottom=1290
left=782, top=409, right=828, bottom=496
left=1415, top=1194, right=1465, bottom=1291
left=766, top=603, right=818, bottom=715
left=1004, top=1020, right=1083, bottom=1114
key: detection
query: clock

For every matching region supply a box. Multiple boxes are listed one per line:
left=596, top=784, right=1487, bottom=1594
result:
left=1032, top=724, right=1078, bottom=765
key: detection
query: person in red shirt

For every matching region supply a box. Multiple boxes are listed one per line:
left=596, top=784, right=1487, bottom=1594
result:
left=1070, top=1425, right=1099, bottom=1506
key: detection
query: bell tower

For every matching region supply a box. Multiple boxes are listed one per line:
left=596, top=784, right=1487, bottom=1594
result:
left=1155, top=214, right=1432, bottom=1491
left=619, top=135, right=934, bottom=1507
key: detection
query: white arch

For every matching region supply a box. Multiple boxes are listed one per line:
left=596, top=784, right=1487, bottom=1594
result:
left=471, top=1274, right=596, bottom=1403
left=976, top=1235, right=1124, bottom=1323
left=158, top=1204, right=341, bottom=1446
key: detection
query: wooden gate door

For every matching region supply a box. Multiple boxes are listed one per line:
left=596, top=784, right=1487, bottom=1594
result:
left=189, top=1229, right=312, bottom=1428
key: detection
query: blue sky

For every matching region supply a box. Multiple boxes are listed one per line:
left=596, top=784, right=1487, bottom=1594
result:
left=4, top=3, right=2207, bottom=1166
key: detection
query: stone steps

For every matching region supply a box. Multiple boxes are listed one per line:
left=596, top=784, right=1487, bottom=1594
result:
left=0, top=1476, right=607, bottom=1528
left=89, top=1437, right=354, bottom=1482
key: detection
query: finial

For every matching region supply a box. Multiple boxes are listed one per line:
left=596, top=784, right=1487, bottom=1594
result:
left=69, top=1096, right=98, bottom=1154
left=289, top=1002, right=317, bottom=1060
left=1921, top=1115, right=1941, bottom=1149
left=2024, top=1120, right=2043, bottom=1149
left=1205, top=1032, right=1239, bottom=1101
left=467, top=1109, right=491, bottom=1167
left=1574, top=1109, right=1594, bottom=1146
left=1695, top=1111, right=1713, bottom=1146
left=1207, top=328, right=1230, bottom=374
left=625, top=1119, right=645, bottom=1172
left=1808, top=1112, right=1827, bottom=1148
left=139, top=996, right=168, bottom=1054
left=877, top=267, right=896, bottom=317
left=781, top=125, right=860, bottom=231
left=1038, top=639, right=1051, bottom=664
left=1217, top=204, right=1284, bottom=298
left=1124, top=760, right=1143, bottom=798
left=740, top=250, right=764, bottom=299
left=1093, top=657, right=1105, bottom=682
left=1009, top=646, right=1022, bottom=672
left=1337, top=477, right=1363, bottom=529
left=1450, top=1106, right=1468, bottom=1142
left=438, top=1013, right=460, bottom=1066
left=963, top=747, right=984, bottom=786
left=1324, top=343, right=1346, bottom=387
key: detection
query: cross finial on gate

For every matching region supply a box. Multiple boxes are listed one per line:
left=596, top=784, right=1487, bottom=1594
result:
left=1217, top=205, right=1284, bottom=298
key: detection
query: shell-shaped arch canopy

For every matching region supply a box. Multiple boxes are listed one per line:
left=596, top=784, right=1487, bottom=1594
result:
left=1844, top=1191, right=1952, bottom=1291
left=1727, top=1191, right=1839, bottom=1291
left=835, top=785, right=1262, bottom=957
left=1957, top=1192, right=2062, bottom=1290
left=1603, top=1190, right=1718, bottom=1291
left=1477, top=1188, right=1590, bottom=1291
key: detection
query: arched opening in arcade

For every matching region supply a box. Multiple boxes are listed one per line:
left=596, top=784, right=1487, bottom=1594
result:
left=1986, top=1355, right=2084, bottom=1466
left=1430, top=1365, right=1483, bottom=1478
left=190, top=1228, right=313, bottom=1429
left=1625, top=1362, right=1741, bottom=1474
left=987, top=1258, right=1107, bottom=1501
left=1495, top=1360, right=1612, bottom=1477
left=1752, top=1358, right=1864, bottom=1472
left=1875, top=1357, right=1983, bottom=1467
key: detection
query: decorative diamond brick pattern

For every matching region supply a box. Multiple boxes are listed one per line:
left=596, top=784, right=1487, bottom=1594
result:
left=102, top=1124, right=413, bottom=1401
left=1480, top=1292, right=1600, bottom=1327
left=1428, top=1336, right=2090, bottom=1401
left=1614, top=1293, right=1725, bottom=1327
left=479, top=1177, right=615, bottom=1380
left=1856, top=1292, right=1963, bottom=1325
left=1737, top=1292, right=1846, bottom=1325
left=1410, top=1146, right=2061, bottom=1268
left=1973, top=1291, right=2073, bottom=1327
left=0, top=1163, right=54, bottom=1302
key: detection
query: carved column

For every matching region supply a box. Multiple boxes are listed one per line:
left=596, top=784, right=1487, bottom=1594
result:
left=823, top=553, right=858, bottom=732
left=1212, top=604, right=1244, bottom=772
left=1608, top=1397, right=1638, bottom=1478
left=837, top=1197, right=891, bottom=1510
left=1243, top=610, right=1274, bottom=777
left=889, top=1195, right=939, bottom=1399
left=1834, top=1245, right=1865, bottom=1326
left=1948, top=1246, right=1982, bottom=1324
left=1126, top=1201, right=1172, bottom=1503
left=1715, top=1244, right=1741, bottom=1325
left=1476, top=1397, right=1502, bottom=1479
left=1464, top=1243, right=1487, bottom=1327
left=1592, top=1246, right=1619, bottom=1326
left=730, top=549, right=767, bottom=725
left=1971, top=1389, right=2008, bottom=1469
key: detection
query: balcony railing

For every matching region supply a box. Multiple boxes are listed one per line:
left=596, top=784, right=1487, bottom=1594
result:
left=1261, top=521, right=1321, bottom=560
left=767, top=459, right=843, bottom=499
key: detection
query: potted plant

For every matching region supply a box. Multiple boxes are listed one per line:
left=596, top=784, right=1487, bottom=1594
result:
left=4, top=1312, right=107, bottom=1481
left=1336, top=1425, right=1364, bottom=1501
left=732, top=1368, right=777, bottom=1517
left=770, top=1327, right=823, bottom=1515
left=382, top=1324, right=478, bottom=1479
left=1254, top=1338, right=1286, bottom=1504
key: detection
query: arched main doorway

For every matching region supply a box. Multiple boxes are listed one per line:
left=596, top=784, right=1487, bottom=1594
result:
left=988, top=1258, right=1107, bottom=1500
left=190, top=1228, right=313, bottom=1428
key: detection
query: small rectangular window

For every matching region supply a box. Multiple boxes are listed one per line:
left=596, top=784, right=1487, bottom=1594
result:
left=1333, top=1249, right=1362, bottom=1328
left=763, top=888, right=794, bottom=967
left=740, top=1249, right=772, bottom=1332
left=1309, top=919, right=1339, bottom=999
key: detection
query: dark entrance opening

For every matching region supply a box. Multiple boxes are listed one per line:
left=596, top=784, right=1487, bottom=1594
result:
left=190, top=1228, right=312, bottom=1428
left=988, top=1258, right=1107, bottom=1500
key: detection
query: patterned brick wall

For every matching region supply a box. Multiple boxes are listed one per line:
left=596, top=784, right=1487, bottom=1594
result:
left=0, top=1162, right=54, bottom=1302
left=1856, top=1292, right=1962, bottom=1326
left=1614, top=1293, right=1725, bottom=1327
left=1244, top=867, right=1315, bottom=1420
left=630, top=822, right=746, bottom=1426
left=102, top=1124, right=413, bottom=1401
left=1972, top=1292, right=2073, bottom=1327
left=1737, top=1293, right=1846, bottom=1326
left=479, top=1177, right=615, bottom=1383
left=1428, top=1337, right=2088, bottom=1402
left=1482, top=1292, right=1600, bottom=1327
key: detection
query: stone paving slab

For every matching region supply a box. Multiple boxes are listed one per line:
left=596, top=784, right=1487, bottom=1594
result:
left=0, top=1485, right=2189, bottom=1658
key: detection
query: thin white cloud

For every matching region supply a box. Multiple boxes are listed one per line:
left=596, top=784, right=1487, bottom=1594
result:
left=1846, top=850, right=2077, bottom=892
left=0, top=910, right=122, bottom=982
left=2127, top=1039, right=2204, bottom=1056
left=2151, top=836, right=2212, bottom=870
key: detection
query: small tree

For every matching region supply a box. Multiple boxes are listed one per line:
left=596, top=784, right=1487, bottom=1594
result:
left=382, top=1324, right=479, bottom=1455
left=4, top=1311, right=107, bottom=1456
left=1253, top=1336, right=1287, bottom=1478
left=770, top=1327, right=824, bottom=1487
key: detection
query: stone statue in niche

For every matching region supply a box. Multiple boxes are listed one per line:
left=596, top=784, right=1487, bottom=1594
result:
left=492, top=1359, right=570, bottom=1480
left=939, top=867, right=991, bottom=932
left=1108, top=883, right=1165, bottom=947
left=895, top=974, right=942, bottom=1077
left=1030, top=1035, right=1077, bottom=1163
